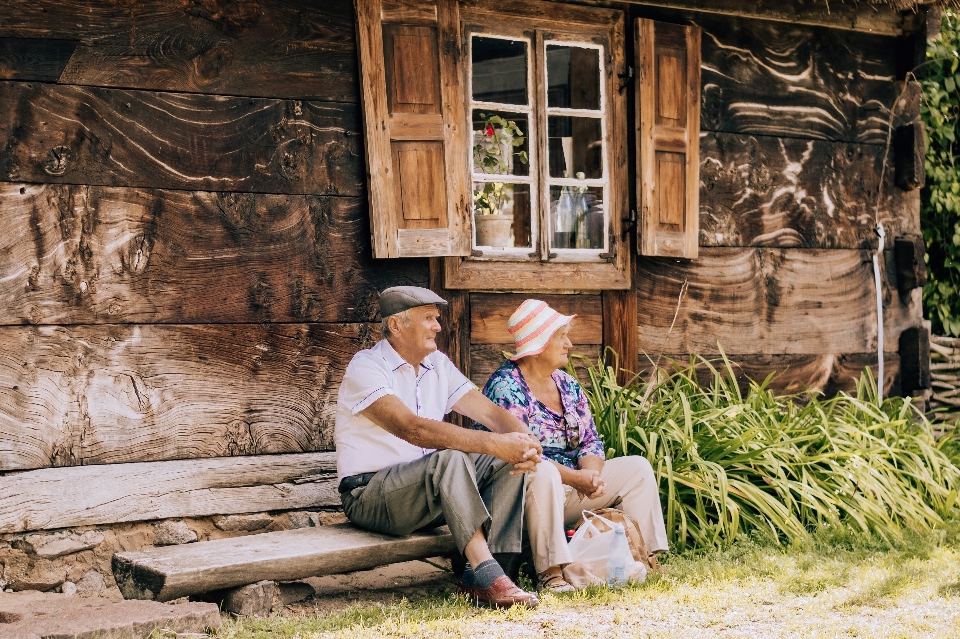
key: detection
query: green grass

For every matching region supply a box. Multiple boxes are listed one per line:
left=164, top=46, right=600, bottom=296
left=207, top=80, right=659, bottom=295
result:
left=212, top=526, right=960, bottom=638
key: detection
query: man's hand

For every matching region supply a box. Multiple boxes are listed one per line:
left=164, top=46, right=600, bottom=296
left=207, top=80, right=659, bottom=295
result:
left=488, top=432, right=542, bottom=473
left=571, top=468, right=605, bottom=500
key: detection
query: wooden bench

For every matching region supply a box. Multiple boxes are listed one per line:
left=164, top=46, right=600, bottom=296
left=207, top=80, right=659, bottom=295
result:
left=112, top=523, right=455, bottom=602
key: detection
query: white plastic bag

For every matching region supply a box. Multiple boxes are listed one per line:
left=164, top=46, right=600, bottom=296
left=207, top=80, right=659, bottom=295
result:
left=561, top=510, right=647, bottom=589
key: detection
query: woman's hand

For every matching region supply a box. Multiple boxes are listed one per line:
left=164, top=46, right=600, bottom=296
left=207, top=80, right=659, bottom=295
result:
left=571, top=468, right=606, bottom=500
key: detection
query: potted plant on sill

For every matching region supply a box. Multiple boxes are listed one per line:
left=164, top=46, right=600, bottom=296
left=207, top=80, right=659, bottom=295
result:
left=473, top=114, right=528, bottom=248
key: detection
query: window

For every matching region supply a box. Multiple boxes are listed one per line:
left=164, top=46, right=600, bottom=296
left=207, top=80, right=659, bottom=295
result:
left=468, top=34, right=610, bottom=260
left=356, top=0, right=700, bottom=290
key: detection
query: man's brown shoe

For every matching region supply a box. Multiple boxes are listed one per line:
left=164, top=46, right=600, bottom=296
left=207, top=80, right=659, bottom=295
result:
left=457, top=575, right=540, bottom=608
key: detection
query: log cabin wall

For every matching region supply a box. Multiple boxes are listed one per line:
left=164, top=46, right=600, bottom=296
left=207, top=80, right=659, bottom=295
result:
left=463, top=3, right=927, bottom=396
left=0, top=0, right=928, bottom=591
left=626, top=4, right=927, bottom=395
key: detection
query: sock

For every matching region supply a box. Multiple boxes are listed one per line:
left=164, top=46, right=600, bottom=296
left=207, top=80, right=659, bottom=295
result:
left=472, top=558, right=506, bottom=589
left=460, top=563, right=476, bottom=586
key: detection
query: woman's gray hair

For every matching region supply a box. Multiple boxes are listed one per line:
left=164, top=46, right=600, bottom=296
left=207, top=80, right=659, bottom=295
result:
left=381, top=309, right=413, bottom=338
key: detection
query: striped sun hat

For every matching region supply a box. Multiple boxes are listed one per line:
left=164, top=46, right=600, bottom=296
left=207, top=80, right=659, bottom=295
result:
left=507, top=299, right=576, bottom=361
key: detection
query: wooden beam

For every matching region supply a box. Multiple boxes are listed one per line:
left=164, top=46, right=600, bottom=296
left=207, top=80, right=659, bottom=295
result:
left=0, top=323, right=378, bottom=472
left=894, top=122, right=926, bottom=191
left=113, top=523, right=455, bottom=601
left=603, top=290, right=639, bottom=382
left=635, top=247, right=921, bottom=356
left=637, top=352, right=901, bottom=397
left=568, top=0, right=913, bottom=37
left=699, top=132, right=919, bottom=249
left=0, top=453, right=340, bottom=534
left=0, top=0, right=358, bottom=101
left=899, top=326, right=931, bottom=395
left=893, top=234, right=928, bottom=293
left=430, top=258, right=470, bottom=376
left=0, top=82, right=363, bottom=195
left=470, top=293, right=603, bottom=345
left=0, top=185, right=427, bottom=326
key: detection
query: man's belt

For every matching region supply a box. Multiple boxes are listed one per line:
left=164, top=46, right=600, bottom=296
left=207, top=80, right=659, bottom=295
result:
left=338, top=471, right=377, bottom=494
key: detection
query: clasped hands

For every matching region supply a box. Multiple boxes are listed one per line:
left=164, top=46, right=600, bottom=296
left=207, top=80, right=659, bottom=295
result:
left=571, top=468, right=605, bottom=500
left=492, top=431, right=544, bottom=474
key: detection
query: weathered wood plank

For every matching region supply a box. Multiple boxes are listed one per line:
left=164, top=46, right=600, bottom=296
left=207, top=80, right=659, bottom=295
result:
left=603, top=290, right=638, bottom=384
left=470, top=293, right=603, bottom=345
left=698, top=132, right=919, bottom=249
left=570, top=0, right=915, bottom=37
left=470, top=343, right=602, bottom=388
left=635, top=248, right=921, bottom=356
left=0, top=82, right=363, bottom=195
left=0, top=452, right=339, bottom=534
left=0, top=323, right=380, bottom=472
left=0, top=0, right=358, bottom=101
left=693, top=11, right=919, bottom=144
left=113, top=523, right=455, bottom=601
left=0, top=184, right=426, bottom=325
left=0, top=37, right=76, bottom=81
left=635, top=352, right=901, bottom=397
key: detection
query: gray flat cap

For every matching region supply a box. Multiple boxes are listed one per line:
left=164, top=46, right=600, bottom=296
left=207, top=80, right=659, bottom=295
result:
left=379, top=286, right=448, bottom=317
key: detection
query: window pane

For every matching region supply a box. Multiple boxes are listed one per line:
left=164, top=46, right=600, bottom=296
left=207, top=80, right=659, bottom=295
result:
left=546, top=45, right=601, bottom=110
left=472, top=36, right=528, bottom=105
left=549, top=185, right=604, bottom=250
left=473, top=110, right=530, bottom=177
left=474, top=182, right=532, bottom=249
left=547, top=116, right=603, bottom=179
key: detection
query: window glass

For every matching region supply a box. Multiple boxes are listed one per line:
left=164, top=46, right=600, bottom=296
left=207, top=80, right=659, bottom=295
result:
left=472, top=37, right=528, bottom=105
left=547, top=116, right=603, bottom=179
left=472, top=110, right=530, bottom=177
left=473, top=183, right=532, bottom=248
left=546, top=45, right=601, bottom=110
left=549, top=185, right=604, bottom=250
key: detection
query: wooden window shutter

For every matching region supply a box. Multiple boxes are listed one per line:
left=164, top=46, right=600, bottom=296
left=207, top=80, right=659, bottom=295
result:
left=356, top=0, right=471, bottom=258
left=635, top=19, right=701, bottom=259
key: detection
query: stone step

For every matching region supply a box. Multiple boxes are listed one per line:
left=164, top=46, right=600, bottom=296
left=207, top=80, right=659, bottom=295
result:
left=112, top=523, right=455, bottom=601
left=0, top=590, right=220, bottom=639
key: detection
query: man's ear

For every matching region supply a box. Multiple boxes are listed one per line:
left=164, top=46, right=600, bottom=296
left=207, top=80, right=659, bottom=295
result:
left=386, top=314, right=400, bottom=336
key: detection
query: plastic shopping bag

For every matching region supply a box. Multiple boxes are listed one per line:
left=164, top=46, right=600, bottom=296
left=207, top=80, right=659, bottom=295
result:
left=561, top=510, right=647, bottom=589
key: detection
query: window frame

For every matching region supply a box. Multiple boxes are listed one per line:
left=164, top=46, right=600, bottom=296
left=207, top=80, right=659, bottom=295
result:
left=443, top=1, right=630, bottom=291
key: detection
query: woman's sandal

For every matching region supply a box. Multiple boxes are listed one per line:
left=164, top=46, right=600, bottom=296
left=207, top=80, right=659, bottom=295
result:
left=537, top=570, right=576, bottom=593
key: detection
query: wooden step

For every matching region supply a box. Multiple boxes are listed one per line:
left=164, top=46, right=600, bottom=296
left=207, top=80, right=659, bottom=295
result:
left=112, top=523, right=455, bottom=601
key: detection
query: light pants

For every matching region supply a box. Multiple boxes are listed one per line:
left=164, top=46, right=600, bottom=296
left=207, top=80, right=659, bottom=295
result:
left=524, top=455, right=669, bottom=573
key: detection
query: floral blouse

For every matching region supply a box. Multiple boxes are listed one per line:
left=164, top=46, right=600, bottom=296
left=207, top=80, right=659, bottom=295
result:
left=478, top=360, right=605, bottom=469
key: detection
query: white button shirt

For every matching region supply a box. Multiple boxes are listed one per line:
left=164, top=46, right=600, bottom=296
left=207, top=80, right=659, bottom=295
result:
left=335, top=339, right=475, bottom=480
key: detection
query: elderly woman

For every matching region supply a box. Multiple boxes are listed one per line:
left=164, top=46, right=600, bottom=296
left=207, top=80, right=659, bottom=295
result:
left=480, top=299, right=668, bottom=593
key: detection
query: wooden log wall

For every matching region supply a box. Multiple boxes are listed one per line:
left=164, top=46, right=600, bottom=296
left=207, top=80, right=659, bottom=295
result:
left=630, top=8, right=925, bottom=396
left=0, top=0, right=430, bottom=493
left=0, top=0, right=928, bottom=533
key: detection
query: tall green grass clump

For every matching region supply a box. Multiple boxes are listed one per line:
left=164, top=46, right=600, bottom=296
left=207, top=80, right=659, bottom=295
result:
left=573, top=350, right=960, bottom=550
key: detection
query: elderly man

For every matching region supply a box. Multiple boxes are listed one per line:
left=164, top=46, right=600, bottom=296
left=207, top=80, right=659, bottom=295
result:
left=335, top=286, right=543, bottom=608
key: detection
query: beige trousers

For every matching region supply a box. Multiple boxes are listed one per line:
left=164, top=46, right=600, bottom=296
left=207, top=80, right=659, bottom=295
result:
left=524, top=456, right=669, bottom=572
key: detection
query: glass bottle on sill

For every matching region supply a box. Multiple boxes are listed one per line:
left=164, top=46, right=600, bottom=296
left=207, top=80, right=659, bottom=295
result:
left=553, top=178, right=576, bottom=249
left=573, top=172, right=590, bottom=249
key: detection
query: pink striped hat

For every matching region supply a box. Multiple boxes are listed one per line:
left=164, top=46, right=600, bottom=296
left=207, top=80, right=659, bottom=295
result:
left=507, top=299, right=576, bottom=361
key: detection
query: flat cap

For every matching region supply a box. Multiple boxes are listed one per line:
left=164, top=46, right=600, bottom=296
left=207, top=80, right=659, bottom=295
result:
left=379, top=286, right=448, bottom=317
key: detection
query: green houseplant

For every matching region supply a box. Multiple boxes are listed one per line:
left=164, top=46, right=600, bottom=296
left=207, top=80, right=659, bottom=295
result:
left=473, top=114, right=528, bottom=247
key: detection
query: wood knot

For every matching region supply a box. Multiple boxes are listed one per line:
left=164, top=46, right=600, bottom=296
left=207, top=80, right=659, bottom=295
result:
left=43, top=146, right=72, bottom=176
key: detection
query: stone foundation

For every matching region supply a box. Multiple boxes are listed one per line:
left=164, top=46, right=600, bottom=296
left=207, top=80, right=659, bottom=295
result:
left=0, top=509, right=348, bottom=597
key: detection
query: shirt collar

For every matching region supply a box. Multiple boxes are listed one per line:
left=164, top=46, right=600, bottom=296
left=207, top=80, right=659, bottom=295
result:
left=378, top=339, right=434, bottom=373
